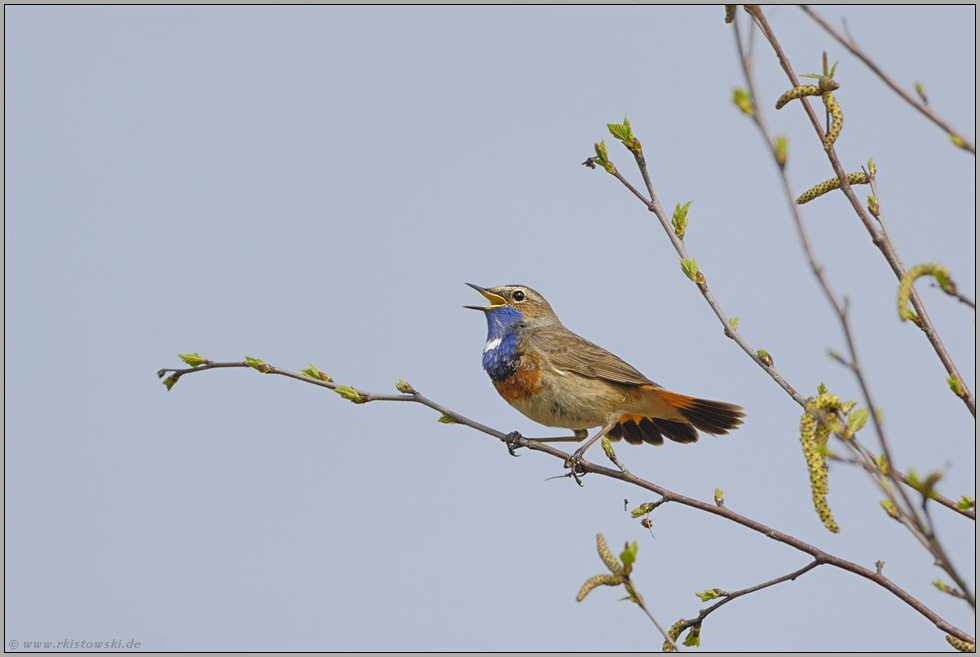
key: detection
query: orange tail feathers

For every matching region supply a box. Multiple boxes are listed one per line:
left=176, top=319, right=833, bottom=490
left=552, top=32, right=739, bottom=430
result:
left=607, top=389, right=745, bottom=446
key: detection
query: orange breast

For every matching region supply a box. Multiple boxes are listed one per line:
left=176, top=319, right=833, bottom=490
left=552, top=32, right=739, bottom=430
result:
left=492, top=351, right=543, bottom=402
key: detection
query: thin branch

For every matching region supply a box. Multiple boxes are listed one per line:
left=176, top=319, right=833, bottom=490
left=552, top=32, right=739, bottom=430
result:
left=672, top=560, right=821, bottom=637
left=156, top=359, right=975, bottom=645
left=735, top=15, right=921, bottom=535
left=625, top=580, right=678, bottom=652
left=601, top=148, right=807, bottom=408
left=894, top=472, right=974, bottom=520
left=800, top=5, right=976, bottom=154
left=594, top=463, right=972, bottom=643
left=743, top=6, right=975, bottom=417
left=595, top=80, right=971, bottom=527
left=732, top=16, right=974, bottom=606
left=945, top=287, right=977, bottom=310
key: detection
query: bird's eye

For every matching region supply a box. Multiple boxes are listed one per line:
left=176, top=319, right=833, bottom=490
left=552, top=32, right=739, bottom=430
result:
left=512, top=290, right=526, bottom=302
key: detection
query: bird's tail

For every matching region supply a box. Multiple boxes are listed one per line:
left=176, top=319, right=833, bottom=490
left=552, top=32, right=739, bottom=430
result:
left=607, top=389, right=745, bottom=446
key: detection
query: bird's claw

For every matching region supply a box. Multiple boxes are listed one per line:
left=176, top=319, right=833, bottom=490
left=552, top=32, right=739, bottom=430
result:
left=564, top=448, right=589, bottom=486
left=504, top=431, right=523, bottom=457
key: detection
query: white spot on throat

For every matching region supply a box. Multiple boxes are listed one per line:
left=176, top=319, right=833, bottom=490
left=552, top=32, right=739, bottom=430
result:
left=484, top=337, right=502, bottom=354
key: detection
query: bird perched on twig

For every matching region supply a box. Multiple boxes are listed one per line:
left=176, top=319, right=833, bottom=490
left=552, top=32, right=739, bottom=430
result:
left=466, top=284, right=744, bottom=471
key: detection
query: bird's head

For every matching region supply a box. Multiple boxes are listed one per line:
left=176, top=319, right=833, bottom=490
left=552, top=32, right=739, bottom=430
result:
left=466, top=284, right=560, bottom=379
left=465, top=283, right=559, bottom=325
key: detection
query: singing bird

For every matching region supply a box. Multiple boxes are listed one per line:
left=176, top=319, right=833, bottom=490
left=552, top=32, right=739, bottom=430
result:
left=466, top=284, right=744, bottom=464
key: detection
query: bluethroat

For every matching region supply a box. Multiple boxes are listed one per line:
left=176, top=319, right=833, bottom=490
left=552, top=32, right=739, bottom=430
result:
left=466, top=284, right=744, bottom=466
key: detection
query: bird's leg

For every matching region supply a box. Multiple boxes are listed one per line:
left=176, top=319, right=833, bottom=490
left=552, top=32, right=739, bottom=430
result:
left=565, top=424, right=616, bottom=475
left=506, top=429, right=588, bottom=458
left=532, top=429, right=590, bottom=443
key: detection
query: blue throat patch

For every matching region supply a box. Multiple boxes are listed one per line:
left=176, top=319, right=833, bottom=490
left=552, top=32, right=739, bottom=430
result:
left=481, top=305, right=524, bottom=382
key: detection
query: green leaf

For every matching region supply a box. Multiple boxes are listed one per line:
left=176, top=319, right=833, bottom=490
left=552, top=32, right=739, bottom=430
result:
left=847, top=408, right=869, bottom=432
left=683, top=626, right=701, bottom=647
left=335, top=385, right=362, bottom=403
left=680, top=258, right=700, bottom=282
left=620, top=540, right=639, bottom=568
left=396, top=380, right=415, bottom=394
left=592, top=140, right=616, bottom=174
left=607, top=115, right=634, bottom=143
left=774, top=135, right=788, bottom=165
left=672, top=201, right=692, bottom=238
left=956, top=496, right=975, bottom=511
left=245, top=355, right=271, bottom=373
left=595, top=140, right=609, bottom=162
left=696, top=589, right=721, bottom=601
left=162, top=375, right=178, bottom=391
left=178, top=352, right=207, bottom=367
left=728, top=317, right=738, bottom=331
left=817, top=382, right=828, bottom=395
left=437, top=414, right=457, bottom=424
left=732, top=88, right=753, bottom=115
left=630, top=503, right=654, bottom=518
left=301, top=363, right=331, bottom=381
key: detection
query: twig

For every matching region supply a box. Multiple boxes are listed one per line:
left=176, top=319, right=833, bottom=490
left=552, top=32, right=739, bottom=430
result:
left=743, top=6, right=975, bottom=417
left=732, top=16, right=975, bottom=607
left=672, top=560, right=821, bottom=638
left=156, top=359, right=975, bottom=644
left=800, top=5, right=976, bottom=154
left=595, top=67, right=971, bottom=526
left=605, top=151, right=806, bottom=408
left=626, top=581, right=678, bottom=652
left=734, top=15, right=920, bottom=538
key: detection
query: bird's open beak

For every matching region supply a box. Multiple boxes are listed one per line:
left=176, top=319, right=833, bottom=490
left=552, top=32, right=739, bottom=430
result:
left=464, top=283, right=507, bottom=310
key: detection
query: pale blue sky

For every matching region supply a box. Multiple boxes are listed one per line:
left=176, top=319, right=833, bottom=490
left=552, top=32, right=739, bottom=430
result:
left=5, top=6, right=975, bottom=651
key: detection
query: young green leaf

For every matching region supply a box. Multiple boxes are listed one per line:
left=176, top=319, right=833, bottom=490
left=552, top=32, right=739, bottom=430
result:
left=178, top=352, right=207, bottom=367
left=301, top=363, right=331, bottom=381
left=680, top=258, right=700, bottom=282
left=245, top=356, right=271, bottom=373
left=847, top=408, right=869, bottom=432
left=672, top=201, right=692, bottom=238
left=620, top=540, right=639, bottom=568
left=335, top=385, right=362, bottom=403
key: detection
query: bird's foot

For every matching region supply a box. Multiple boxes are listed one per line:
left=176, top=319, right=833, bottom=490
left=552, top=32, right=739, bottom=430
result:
left=564, top=447, right=589, bottom=486
left=504, top=431, right=523, bottom=457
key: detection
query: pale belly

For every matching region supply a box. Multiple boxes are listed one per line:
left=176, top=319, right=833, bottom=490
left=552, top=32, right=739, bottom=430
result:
left=496, top=366, right=630, bottom=430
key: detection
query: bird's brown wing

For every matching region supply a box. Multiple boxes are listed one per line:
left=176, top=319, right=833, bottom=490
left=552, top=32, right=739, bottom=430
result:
left=529, top=327, right=659, bottom=387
